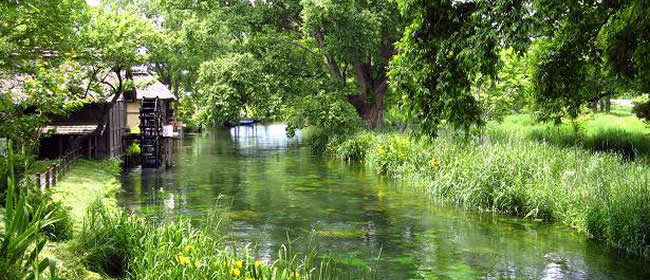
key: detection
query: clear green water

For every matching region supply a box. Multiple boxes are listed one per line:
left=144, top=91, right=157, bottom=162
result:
left=119, top=124, right=650, bottom=279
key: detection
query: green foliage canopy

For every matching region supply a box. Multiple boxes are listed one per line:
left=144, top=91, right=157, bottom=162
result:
left=530, top=0, right=650, bottom=122
left=389, top=0, right=532, bottom=136
left=164, top=0, right=403, bottom=132
left=195, top=53, right=281, bottom=126
left=0, top=1, right=89, bottom=153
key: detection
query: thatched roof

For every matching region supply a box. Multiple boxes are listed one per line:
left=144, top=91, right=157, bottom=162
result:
left=40, top=124, right=98, bottom=135
left=1, top=72, right=108, bottom=104
left=133, top=72, right=176, bottom=101
left=1, top=68, right=176, bottom=105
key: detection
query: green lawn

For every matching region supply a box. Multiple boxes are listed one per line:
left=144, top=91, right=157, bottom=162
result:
left=49, top=159, right=122, bottom=224
left=32, top=159, right=123, bottom=280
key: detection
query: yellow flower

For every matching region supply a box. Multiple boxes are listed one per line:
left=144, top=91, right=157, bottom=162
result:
left=184, top=245, right=194, bottom=252
left=235, top=260, right=244, bottom=268
left=231, top=268, right=241, bottom=276
left=175, top=254, right=191, bottom=265
left=254, top=260, right=263, bottom=268
left=246, top=278, right=254, bottom=280
left=194, top=259, right=200, bottom=267
left=290, top=271, right=300, bottom=278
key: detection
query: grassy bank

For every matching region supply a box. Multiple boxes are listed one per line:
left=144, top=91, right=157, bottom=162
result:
left=321, top=127, right=650, bottom=258
left=50, top=159, right=122, bottom=224
left=40, top=159, right=123, bottom=280
left=498, top=107, right=650, bottom=161
left=38, top=160, right=372, bottom=280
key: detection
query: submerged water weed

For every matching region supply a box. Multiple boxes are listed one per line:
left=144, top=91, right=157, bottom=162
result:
left=326, top=130, right=650, bottom=258
left=71, top=201, right=376, bottom=279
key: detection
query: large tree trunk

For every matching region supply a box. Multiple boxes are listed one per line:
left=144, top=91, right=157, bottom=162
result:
left=347, top=88, right=385, bottom=129
left=349, top=64, right=387, bottom=129
left=312, top=26, right=389, bottom=129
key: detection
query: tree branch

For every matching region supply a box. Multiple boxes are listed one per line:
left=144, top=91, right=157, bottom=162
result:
left=312, top=26, right=344, bottom=84
left=84, top=67, right=101, bottom=98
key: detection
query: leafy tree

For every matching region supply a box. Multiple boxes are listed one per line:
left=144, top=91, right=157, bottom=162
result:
left=1, top=0, right=157, bottom=150
left=77, top=3, right=158, bottom=137
left=1, top=64, right=86, bottom=152
left=389, top=0, right=532, bottom=136
left=298, top=0, right=403, bottom=128
left=0, top=0, right=89, bottom=155
left=114, top=0, right=233, bottom=127
left=166, top=0, right=404, bottom=132
left=472, top=48, right=531, bottom=122
left=0, top=0, right=89, bottom=71
left=195, top=53, right=281, bottom=125
left=530, top=0, right=650, bottom=122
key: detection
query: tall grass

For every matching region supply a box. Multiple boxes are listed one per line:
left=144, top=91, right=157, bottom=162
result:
left=323, top=129, right=650, bottom=258
left=0, top=142, right=58, bottom=280
left=71, top=201, right=375, bottom=280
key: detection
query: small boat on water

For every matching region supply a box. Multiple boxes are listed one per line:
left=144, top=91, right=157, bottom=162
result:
left=224, top=119, right=257, bottom=127
left=239, top=120, right=255, bottom=126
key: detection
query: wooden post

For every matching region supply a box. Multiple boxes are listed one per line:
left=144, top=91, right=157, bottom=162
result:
left=50, top=166, right=56, bottom=186
left=40, top=173, right=46, bottom=190
left=87, top=137, right=92, bottom=159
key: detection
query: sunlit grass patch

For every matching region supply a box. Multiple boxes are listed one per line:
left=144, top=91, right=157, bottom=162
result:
left=495, top=110, right=650, bottom=161
left=49, top=159, right=121, bottom=224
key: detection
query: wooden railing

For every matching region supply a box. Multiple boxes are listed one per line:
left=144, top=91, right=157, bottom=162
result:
left=32, top=146, right=82, bottom=190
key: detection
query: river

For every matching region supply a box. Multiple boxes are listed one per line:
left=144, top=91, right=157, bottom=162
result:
left=119, top=124, right=650, bottom=279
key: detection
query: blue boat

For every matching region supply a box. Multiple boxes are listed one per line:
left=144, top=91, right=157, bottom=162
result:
left=239, top=120, right=255, bottom=126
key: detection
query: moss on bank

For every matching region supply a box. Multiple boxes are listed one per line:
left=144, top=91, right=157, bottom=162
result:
left=321, top=128, right=650, bottom=258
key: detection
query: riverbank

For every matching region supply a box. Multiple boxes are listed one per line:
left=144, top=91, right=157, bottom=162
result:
left=41, top=159, right=122, bottom=280
left=50, top=159, right=122, bottom=224
left=499, top=110, right=650, bottom=161
left=321, top=125, right=650, bottom=258
left=40, top=159, right=372, bottom=279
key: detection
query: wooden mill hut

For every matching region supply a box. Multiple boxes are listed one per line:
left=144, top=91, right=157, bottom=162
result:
left=38, top=99, right=126, bottom=160
left=123, top=70, right=178, bottom=134
left=33, top=68, right=179, bottom=166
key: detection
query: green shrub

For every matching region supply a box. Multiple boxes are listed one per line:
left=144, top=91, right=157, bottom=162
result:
left=328, top=132, right=376, bottom=161
left=126, top=141, right=141, bottom=156
left=302, top=128, right=334, bottom=155
left=365, top=134, right=413, bottom=175
left=73, top=201, right=137, bottom=278
left=27, top=191, right=74, bottom=242
left=0, top=151, right=29, bottom=203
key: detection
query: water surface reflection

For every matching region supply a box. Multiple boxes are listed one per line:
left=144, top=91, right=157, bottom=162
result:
left=119, top=124, right=650, bottom=279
